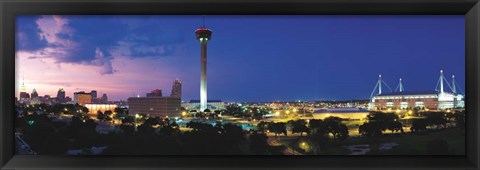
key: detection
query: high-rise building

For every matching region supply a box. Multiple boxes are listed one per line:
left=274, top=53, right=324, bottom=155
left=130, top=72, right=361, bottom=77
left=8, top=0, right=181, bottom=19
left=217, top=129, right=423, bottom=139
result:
left=31, top=89, right=38, bottom=98
left=74, top=91, right=92, bottom=106
left=91, top=90, right=97, bottom=99
left=170, top=79, right=182, bottom=98
left=57, top=88, right=66, bottom=103
left=128, top=97, right=181, bottom=118
left=19, top=80, right=30, bottom=100
left=195, top=20, right=212, bottom=111
left=100, top=93, right=108, bottom=103
left=146, top=89, right=162, bottom=97
left=19, top=92, right=30, bottom=100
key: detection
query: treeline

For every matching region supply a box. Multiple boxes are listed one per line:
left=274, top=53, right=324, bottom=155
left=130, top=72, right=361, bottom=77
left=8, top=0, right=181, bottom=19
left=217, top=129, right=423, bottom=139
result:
left=17, top=103, right=90, bottom=115
left=103, top=118, right=283, bottom=155
left=256, top=117, right=350, bottom=154
left=359, top=111, right=465, bottom=137
left=17, top=112, right=282, bottom=155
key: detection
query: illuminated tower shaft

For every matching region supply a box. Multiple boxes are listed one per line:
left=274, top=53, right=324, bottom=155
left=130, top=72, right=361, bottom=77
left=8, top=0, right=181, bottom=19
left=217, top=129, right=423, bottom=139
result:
left=195, top=27, right=212, bottom=111
left=200, top=39, right=208, bottom=111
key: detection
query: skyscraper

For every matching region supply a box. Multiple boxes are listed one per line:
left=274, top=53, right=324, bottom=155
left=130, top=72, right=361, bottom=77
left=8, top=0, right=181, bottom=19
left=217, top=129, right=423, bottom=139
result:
left=195, top=20, right=212, bottom=111
left=170, top=79, right=182, bottom=98
left=31, top=89, right=38, bottom=98
left=19, top=80, right=30, bottom=100
left=101, top=93, right=108, bottom=103
left=74, top=91, right=92, bottom=106
left=91, top=90, right=97, bottom=99
left=57, top=88, right=66, bottom=103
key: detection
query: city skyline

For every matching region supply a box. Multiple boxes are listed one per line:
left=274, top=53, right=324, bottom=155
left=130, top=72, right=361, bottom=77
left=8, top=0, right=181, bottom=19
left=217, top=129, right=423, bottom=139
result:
left=16, top=15, right=465, bottom=102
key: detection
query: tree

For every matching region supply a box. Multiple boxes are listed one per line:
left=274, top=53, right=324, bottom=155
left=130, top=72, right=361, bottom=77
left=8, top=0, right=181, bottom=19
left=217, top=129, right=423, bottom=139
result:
left=223, top=123, right=245, bottom=145
left=454, top=111, right=465, bottom=129
left=249, top=132, right=269, bottom=154
left=41, top=132, right=68, bottom=154
left=359, top=122, right=383, bottom=137
left=290, top=120, right=310, bottom=136
left=122, top=116, right=135, bottom=125
left=323, top=117, right=348, bottom=142
left=81, top=107, right=89, bottom=114
left=359, top=112, right=403, bottom=137
left=186, top=121, right=213, bottom=131
left=120, top=124, right=134, bottom=135
left=214, top=121, right=224, bottom=133
left=22, top=121, right=56, bottom=153
left=137, top=123, right=155, bottom=135
left=308, top=119, right=326, bottom=134
left=410, top=118, right=428, bottom=133
left=97, top=111, right=105, bottom=121
left=256, top=121, right=269, bottom=133
left=425, top=112, right=447, bottom=129
left=223, top=104, right=245, bottom=117
left=144, top=118, right=160, bottom=127
left=114, top=107, right=127, bottom=118
left=267, top=122, right=287, bottom=137
left=386, top=121, right=404, bottom=133
left=104, top=110, right=113, bottom=121
left=158, top=124, right=180, bottom=136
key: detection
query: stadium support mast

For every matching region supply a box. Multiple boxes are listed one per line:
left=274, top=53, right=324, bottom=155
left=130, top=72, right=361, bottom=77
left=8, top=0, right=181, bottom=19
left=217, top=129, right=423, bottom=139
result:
left=395, top=78, right=404, bottom=92
left=440, top=70, right=444, bottom=93
left=378, top=74, right=382, bottom=95
left=452, top=75, right=456, bottom=93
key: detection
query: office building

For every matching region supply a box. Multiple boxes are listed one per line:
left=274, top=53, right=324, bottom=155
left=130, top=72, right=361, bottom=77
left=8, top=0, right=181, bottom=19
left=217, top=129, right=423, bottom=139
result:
left=74, top=91, right=92, bottom=106
left=128, top=96, right=181, bottom=118
left=170, top=79, right=182, bottom=98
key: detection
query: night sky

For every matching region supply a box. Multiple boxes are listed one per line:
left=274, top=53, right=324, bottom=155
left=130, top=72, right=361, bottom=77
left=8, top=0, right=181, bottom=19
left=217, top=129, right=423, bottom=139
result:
left=15, top=15, right=465, bottom=102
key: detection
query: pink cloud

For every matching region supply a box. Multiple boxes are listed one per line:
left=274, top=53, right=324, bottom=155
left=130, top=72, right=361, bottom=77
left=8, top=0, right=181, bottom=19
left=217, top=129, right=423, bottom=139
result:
left=36, top=15, right=75, bottom=47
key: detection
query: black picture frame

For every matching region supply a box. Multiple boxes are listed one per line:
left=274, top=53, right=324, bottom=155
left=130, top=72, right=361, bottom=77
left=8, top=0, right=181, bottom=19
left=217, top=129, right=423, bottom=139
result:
left=1, top=0, right=479, bottom=169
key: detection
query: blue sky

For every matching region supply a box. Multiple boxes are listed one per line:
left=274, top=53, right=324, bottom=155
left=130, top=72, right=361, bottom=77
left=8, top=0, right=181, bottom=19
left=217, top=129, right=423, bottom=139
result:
left=15, top=15, right=465, bottom=102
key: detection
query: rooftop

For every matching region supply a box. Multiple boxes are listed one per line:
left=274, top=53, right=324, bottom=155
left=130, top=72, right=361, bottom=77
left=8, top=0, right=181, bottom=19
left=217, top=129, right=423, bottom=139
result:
left=375, top=90, right=441, bottom=96
left=189, top=100, right=222, bottom=103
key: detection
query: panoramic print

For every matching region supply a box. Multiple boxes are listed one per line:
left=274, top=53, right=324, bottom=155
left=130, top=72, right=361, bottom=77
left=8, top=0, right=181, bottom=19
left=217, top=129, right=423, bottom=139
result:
left=15, top=15, right=465, bottom=155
